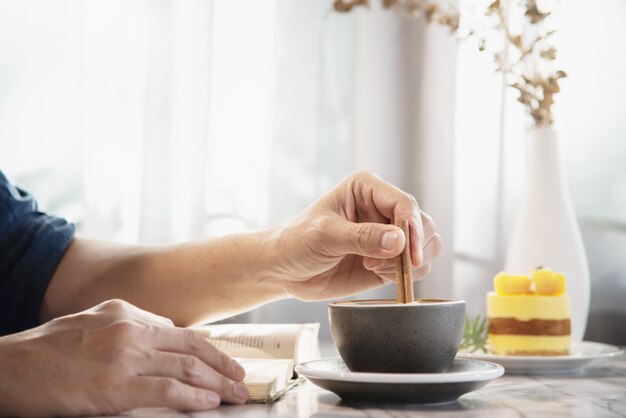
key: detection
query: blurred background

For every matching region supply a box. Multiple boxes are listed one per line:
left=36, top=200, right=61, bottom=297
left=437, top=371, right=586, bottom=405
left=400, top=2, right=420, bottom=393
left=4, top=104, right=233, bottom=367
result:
left=0, top=0, right=624, bottom=343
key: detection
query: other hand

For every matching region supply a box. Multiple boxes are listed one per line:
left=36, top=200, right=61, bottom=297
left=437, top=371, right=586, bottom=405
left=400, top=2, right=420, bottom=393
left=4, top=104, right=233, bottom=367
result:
left=0, top=299, right=248, bottom=417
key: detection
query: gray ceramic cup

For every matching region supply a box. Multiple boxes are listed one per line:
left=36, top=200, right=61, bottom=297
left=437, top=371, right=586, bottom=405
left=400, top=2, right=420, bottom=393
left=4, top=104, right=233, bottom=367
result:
left=329, top=298, right=466, bottom=373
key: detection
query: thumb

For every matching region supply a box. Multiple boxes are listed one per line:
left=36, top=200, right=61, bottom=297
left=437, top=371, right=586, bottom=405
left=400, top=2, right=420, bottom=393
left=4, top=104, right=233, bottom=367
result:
left=333, top=221, right=405, bottom=258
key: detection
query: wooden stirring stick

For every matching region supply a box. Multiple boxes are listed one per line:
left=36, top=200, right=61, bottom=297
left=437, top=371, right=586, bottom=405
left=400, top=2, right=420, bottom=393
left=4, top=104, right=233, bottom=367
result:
left=401, top=219, right=415, bottom=303
left=394, top=249, right=405, bottom=303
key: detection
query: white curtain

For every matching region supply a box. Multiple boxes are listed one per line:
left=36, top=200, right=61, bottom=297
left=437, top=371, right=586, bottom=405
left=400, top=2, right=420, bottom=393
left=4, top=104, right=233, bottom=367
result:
left=0, top=0, right=457, bottom=341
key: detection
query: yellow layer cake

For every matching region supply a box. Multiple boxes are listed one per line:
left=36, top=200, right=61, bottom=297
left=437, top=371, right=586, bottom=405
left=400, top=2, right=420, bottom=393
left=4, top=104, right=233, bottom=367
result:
left=487, top=269, right=571, bottom=356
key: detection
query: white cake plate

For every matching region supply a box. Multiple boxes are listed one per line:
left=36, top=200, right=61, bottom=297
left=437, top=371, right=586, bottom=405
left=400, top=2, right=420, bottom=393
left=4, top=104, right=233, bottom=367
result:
left=458, top=341, right=623, bottom=375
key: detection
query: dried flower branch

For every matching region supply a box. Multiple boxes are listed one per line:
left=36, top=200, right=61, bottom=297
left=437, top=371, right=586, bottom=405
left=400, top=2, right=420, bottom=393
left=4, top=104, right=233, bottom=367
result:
left=334, top=0, right=460, bottom=32
left=333, top=0, right=369, bottom=12
left=480, top=0, right=566, bottom=125
left=333, top=0, right=566, bottom=126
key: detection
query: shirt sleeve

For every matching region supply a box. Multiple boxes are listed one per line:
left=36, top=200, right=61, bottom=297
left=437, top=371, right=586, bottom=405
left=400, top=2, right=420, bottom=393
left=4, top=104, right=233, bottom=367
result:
left=0, top=171, right=75, bottom=336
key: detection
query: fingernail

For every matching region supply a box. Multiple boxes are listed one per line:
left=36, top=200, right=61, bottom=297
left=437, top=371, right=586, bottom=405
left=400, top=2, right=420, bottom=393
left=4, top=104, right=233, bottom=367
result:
left=233, top=383, right=249, bottom=400
left=381, top=231, right=399, bottom=251
left=231, top=360, right=246, bottom=381
left=207, top=391, right=220, bottom=406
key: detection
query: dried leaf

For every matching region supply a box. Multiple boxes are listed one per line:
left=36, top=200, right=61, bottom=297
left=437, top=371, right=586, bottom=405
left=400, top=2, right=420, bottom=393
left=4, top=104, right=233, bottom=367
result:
left=488, top=0, right=500, bottom=12
left=424, top=3, right=438, bottom=21
left=333, top=0, right=352, bottom=12
left=444, top=13, right=460, bottom=32
left=535, top=107, right=553, bottom=125
left=382, top=0, right=400, bottom=9
left=555, top=70, right=567, bottom=79
left=525, top=0, right=551, bottom=24
left=540, top=47, right=557, bottom=60
left=517, top=91, right=534, bottom=105
left=511, top=82, right=525, bottom=92
left=494, top=51, right=508, bottom=69
left=333, top=0, right=369, bottom=12
left=551, top=79, right=560, bottom=93
left=407, top=0, right=421, bottom=14
left=542, top=92, right=554, bottom=109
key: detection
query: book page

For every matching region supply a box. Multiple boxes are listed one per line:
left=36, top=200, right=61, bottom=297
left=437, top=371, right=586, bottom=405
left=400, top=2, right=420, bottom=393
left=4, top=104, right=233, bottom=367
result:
left=237, top=358, right=294, bottom=402
left=194, top=323, right=319, bottom=360
left=295, top=323, right=321, bottom=364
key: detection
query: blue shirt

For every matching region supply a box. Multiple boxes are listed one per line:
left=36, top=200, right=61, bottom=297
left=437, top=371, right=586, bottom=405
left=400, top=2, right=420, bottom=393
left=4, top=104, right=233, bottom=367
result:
left=0, top=171, right=75, bottom=336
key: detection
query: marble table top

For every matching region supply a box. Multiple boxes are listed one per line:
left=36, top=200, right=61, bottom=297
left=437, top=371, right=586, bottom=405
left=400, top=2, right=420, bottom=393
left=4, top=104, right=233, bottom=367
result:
left=102, top=351, right=626, bottom=418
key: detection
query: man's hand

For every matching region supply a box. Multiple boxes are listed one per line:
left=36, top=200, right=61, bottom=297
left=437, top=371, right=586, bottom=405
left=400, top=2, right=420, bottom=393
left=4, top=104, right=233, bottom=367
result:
left=0, top=299, right=248, bottom=417
left=272, top=171, right=443, bottom=301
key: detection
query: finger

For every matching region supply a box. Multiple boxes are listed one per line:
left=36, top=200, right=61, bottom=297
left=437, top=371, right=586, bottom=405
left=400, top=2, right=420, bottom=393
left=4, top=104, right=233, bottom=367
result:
left=422, top=233, right=443, bottom=265
left=412, top=262, right=432, bottom=281
left=362, top=257, right=397, bottom=272
left=375, top=272, right=398, bottom=284
left=375, top=261, right=433, bottom=284
left=138, top=351, right=248, bottom=404
left=150, top=327, right=246, bottom=383
left=363, top=256, right=394, bottom=271
left=365, top=259, right=414, bottom=274
left=405, top=212, right=437, bottom=267
left=371, top=266, right=398, bottom=275
left=407, top=217, right=424, bottom=268
left=376, top=262, right=433, bottom=283
left=371, top=251, right=434, bottom=277
left=125, top=376, right=221, bottom=411
left=330, top=220, right=405, bottom=258
left=347, top=172, right=424, bottom=262
left=362, top=231, right=440, bottom=271
left=421, top=211, right=437, bottom=243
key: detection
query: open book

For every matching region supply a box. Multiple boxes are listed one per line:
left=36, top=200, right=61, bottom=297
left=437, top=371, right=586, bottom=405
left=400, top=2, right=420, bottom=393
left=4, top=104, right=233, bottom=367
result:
left=194, top=323, right=320, bottom=403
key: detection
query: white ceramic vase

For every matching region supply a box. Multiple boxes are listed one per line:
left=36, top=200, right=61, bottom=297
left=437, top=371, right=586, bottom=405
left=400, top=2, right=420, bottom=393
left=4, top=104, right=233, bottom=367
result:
left=505, top=126, right=590, bottom=341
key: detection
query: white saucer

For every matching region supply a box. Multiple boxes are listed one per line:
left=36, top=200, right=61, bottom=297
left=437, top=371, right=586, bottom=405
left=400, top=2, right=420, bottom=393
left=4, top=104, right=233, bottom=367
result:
left=458, top=341, right=624, bottom=375
left=295, top=358, right=503, bottom=404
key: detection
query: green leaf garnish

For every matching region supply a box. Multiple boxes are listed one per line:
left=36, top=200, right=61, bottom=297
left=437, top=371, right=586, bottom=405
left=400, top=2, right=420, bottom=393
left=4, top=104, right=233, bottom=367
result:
left=460, top=314, right=489, bottom=353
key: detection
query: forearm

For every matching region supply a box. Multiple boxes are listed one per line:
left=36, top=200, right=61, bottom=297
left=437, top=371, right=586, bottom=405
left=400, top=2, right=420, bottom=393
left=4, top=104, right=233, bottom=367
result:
left=0, top=330, right=38, bottom=415
left=41, top=228, right=289, bottom=326
left=0, top=334, right=19, bottom=414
